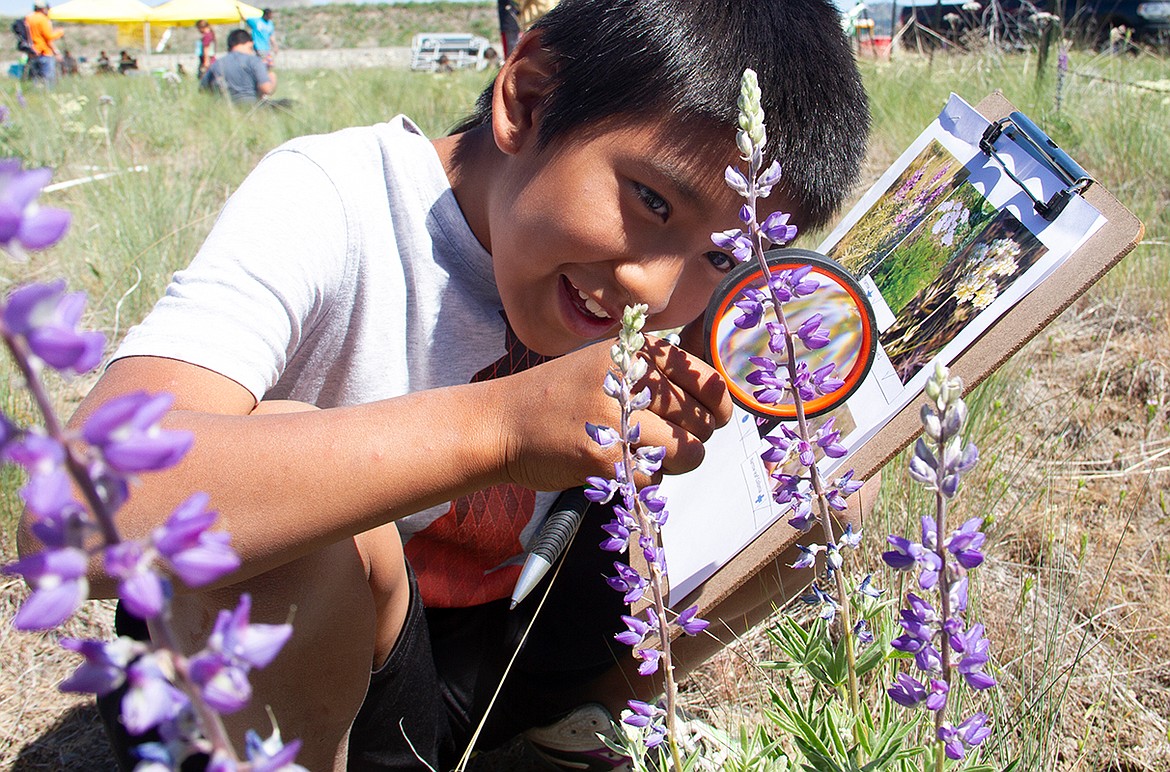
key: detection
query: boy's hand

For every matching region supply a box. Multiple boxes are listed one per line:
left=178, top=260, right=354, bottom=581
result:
left=492, top=337, right=732, bottom=492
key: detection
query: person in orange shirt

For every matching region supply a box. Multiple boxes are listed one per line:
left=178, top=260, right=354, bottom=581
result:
left=24, top=0, right=63, bottom=85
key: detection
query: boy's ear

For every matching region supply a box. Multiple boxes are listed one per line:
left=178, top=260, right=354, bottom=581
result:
left=492, top=30, right=556, bottom=156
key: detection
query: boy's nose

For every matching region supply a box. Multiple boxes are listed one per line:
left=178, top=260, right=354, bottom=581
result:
left=612, top=254, right=686, bottom=316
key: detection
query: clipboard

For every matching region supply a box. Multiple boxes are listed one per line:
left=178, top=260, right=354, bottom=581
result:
left=616, top=91, right=1144, bottom=673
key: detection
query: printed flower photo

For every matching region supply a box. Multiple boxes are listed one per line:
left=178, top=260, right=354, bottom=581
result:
left=868, top=181, right=998, bottom=316
left=879, top=209, right=1048, bottom=383
left=827, top=140, right=970, bottom=277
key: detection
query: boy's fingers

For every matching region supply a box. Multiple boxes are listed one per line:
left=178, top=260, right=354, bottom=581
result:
left=638, top=337, right=733, bottom=441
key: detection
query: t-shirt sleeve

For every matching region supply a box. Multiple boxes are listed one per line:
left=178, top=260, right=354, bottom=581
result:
left=112, top=150, right=349, bottom=401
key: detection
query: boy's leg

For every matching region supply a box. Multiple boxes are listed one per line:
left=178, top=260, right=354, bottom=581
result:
left=100, top=524, right=428, bottom=771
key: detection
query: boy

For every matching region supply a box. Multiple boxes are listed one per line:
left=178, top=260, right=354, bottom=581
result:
left=58, top=0, right=868, bottom=768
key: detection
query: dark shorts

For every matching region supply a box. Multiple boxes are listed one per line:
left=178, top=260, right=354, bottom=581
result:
left=99, top=502, right=625, bottom=771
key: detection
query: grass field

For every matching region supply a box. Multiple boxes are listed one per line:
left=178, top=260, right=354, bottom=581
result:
left=1, top=42, right=1168, bottom=770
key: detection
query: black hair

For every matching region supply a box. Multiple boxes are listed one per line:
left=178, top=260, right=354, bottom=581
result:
left=454, top=0, right=868, bottom=230
left=227, top=28, right=252, bottom=49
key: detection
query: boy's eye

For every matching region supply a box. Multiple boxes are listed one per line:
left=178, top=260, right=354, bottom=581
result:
left=706, top=251, right=734, bottom=273
left=634, top=183, right=671, bottom=221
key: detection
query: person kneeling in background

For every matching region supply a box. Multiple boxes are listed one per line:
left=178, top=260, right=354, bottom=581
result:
left=199, top=28, right=275, bottom=104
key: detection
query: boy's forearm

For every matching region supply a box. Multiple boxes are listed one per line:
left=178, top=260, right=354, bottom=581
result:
left=68, top=380, right=508, bottom=597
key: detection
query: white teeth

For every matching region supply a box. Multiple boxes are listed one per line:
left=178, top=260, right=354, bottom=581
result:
left=584, top=297, right=610, bottom=319
left=575, top=286, right=610, bottom=319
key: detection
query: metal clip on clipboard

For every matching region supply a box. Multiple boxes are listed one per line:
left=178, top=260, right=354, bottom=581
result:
left=979, top=111, right=1094, bottom=221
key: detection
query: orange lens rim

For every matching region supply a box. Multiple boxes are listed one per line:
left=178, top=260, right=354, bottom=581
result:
left=705, top=249, right=876, bottom=420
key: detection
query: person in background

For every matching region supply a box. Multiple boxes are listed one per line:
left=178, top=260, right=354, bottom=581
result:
left=117, top=50, right=137, bottom=74
left=199, top=28, right=275, bottom=103
left=95, top=49, right=113, bottom=74
left=195, top=19, right=215, bottom=77
left=246, top=8, right=277, bottom=66
left=60, top=48, right=78, bottom=76
left=24, top=0, right=63, bottom=85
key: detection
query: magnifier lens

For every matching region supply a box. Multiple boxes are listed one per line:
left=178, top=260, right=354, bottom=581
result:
left=704, top=249, right=876, bottom=420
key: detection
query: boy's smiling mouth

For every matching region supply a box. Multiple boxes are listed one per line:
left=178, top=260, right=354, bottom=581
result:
left=559, top=275, right=618, bottom=339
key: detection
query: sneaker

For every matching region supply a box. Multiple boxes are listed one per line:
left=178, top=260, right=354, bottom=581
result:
left=523, top=702, right=633, bottom=771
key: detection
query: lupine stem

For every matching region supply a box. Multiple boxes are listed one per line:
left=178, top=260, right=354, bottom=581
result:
left=618, top=382, right=684, bottom=770
left=744, top=157, right=862, bottom=732
left=932, top=421, right=953, bottom=772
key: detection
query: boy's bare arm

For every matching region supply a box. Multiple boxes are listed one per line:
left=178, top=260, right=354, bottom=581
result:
left=51, top=338, right=729, bottom=596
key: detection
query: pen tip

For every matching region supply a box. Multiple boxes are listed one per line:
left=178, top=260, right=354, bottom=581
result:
left=509, top=599, right=518, bottom=610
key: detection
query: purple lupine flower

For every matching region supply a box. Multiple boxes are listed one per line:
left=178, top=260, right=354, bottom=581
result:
left=244, top=727, right=307, bottom=772
left=104, top=539, right=167, bottom=619
left=624, top=699, right=667, bottom=747
left=946, top=517, right=986, bottom=568
left=0, top=160, right=72, bottom=256
left=121, top=653, right=190, bottom=735
left=887, top=672, right=927, bottom=708
left=634, top=445, right=666, bottom=476
left=615, top=614, right=652, bottom=647
left=926, top=678, right=950, bottom=711
left=675, top=605, right=708, bottom=636
left=937, top=712, right=991, bottom=760
left=637, top=648, right=662, bottom=676
left=838, top=523, right=862, bottom=550
left=600, top=520, right=631, bottom=552
left=769, top=264, right=820, bottom=300
left=188, top=594, right=292, bottom=714
left=22, top=468, right=90, bottom=548
left=853, top=618, right=874, bottom=645
left=59, top=636, right=143, bottom=696
left=796, top=314, right=830, bottom=350
left=584, top=475, right=620, bottom=504
left=760, top=211, right=797, bottom=244
left=585, top=422, right=621, bottom=449
left=153, top=493, right=240, bottom=587
left=5, top=546, right=89, bottom=630
left=787, top=499, right=816, bottom=531
left=949, top=575, right=970, bottom=614
left=711, top=229, right=754, bottom=262
left=882, top=534, right=923, bottom=571
left=732, top=287, right=767, bottom=329
left=746, top=356, right=794, bottom=405
left=82, top=391, right=194, bottom=473
left=790, top=543, right=823, bottom=570
left=810, top=363, right=845, bottom=397
left=755, top=160, right=783, bottom=195
left=856, top=573, right=883, bottom=599
left=759, top=433, right=791, bottom=464
left=723, top=166, right=750, bottom=196
left=801, top=585, right=838, bottom=623
left=914, top=643, right=943, bottom=674
left=606, top=561, right=646, bottom=603
left=2, top=281, right=104, bottom=374
left=814, top=419, right=847, bottom=458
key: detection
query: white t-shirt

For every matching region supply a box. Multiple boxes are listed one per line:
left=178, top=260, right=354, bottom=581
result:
left=115, top=116, right=558, bottom=607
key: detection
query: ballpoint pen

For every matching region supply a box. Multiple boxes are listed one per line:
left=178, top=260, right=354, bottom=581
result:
left=509, top=487, right=591, bottom=609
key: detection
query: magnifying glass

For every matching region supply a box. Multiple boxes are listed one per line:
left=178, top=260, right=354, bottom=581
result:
left=704, top=248, right=877, bottom=421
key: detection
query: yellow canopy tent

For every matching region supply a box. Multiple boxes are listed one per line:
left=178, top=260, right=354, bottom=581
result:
left=49, top=0, right=151, bottom=23
left=48, top=0, right=154, bottom=55
left=146, top=0, right=262, bottom=26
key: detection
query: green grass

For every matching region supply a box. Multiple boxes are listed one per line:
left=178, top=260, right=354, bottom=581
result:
left=1, top=47, right=1167, bottom=770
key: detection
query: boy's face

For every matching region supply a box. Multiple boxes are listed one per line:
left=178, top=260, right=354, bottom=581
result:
left=488, top=118, right=796, bottom=357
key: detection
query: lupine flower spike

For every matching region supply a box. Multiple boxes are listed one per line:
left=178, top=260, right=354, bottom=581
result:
left=0, top=159, right=300, bottom=769
left=884, top=362, right=994, bottom=770
left=714, top=69, right=870, bottom=726
left=589, top=304, right=708, bottom=766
